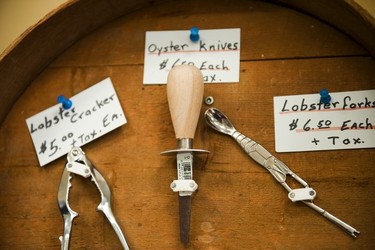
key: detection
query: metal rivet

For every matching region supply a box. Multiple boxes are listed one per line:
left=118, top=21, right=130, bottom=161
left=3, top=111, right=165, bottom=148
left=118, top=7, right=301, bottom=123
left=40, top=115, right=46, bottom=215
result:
left=204, top=96, right=214, bottom=105
left=85, top=169, right=89, bottom=174
left=67, top=163, right=73, bottom=168
left=189, top=183, right=195, bottom=188
left=309, top=190, right=315, bottom=196
left=171, top=183, right=176, bottom=188
left=289, top=192, right=295, bottom=198
left=72, top=149, right=79, bottom=156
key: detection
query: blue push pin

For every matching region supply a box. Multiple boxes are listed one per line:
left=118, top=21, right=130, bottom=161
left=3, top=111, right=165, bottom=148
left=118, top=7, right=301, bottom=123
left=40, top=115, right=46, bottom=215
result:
left=57, top=95, right=72, bottom=109
left=190, top=26, right=199, bottom=42
left=319, top=89, right=331, bottom=104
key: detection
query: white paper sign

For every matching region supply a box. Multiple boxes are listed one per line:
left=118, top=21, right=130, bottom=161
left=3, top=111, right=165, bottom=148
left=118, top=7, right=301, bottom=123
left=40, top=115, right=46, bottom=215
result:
left=26, top=78, right=127, bottom=166
left=143, top=28, right=240, bottom=84
left=274, top=89, right=375, bottom=152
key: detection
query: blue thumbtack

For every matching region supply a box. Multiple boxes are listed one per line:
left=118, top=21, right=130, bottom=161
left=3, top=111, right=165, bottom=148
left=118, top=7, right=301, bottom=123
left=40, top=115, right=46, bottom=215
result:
left=319, top=89, right=331, bottom=104
left=57, top=95, right=73, bottom=109
left=190, top=26, right=199, bottom=42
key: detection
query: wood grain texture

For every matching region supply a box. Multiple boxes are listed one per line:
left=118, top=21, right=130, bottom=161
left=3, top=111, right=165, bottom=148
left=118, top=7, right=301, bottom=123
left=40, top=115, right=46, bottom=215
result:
left=269, top=0, right=375, bottom=56
left=167, top=65, right=204, bottom=139
left=1, top=0, right=374, bottom=124
left=1, top=0, right=375, bottom=249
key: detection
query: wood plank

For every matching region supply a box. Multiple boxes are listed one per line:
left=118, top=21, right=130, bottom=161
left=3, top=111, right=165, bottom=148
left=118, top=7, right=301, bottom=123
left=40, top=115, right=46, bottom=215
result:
left=1, top=55, right=374, bottom=248
left=51, top=0, right=367, bottom=68
left=1, top=0, right=374, bottom=125
left=0, top=0, right=166, bottom=124
left=271, top=0, right=375, bottom=57
left=1, top=1, right=375, bottom=249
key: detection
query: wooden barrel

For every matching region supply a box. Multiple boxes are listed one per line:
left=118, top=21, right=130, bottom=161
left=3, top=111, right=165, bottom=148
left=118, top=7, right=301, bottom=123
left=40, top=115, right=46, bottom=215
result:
left=1, top=0, right=374, bottom=249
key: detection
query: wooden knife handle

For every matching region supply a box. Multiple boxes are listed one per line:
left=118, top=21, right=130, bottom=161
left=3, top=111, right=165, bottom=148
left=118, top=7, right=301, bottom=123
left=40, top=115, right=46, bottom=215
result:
left=167, top=65, right=204, bottom=139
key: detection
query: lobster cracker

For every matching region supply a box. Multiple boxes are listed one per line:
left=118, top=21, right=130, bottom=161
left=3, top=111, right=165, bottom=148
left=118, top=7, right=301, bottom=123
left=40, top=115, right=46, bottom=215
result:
left=57, top=147, right=130, bottom=250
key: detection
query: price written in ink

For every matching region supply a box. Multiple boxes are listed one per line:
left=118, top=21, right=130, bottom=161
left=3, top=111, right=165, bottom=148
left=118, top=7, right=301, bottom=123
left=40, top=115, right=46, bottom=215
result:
left=273, top=89, right=375, bottom=152
left=143, top=28, right=240, bottom=84
left=26, top=78, right=127, bottom=166
left=36, top=112, right=123, bottom=158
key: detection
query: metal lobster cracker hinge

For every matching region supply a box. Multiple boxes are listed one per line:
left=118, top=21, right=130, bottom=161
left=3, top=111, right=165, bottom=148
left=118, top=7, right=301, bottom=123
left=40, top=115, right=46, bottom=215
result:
left=66, top=162, right=91, bottom=178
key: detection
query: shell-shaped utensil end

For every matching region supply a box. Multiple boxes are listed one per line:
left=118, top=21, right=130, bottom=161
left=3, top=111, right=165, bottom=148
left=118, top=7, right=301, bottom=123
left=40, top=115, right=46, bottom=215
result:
left=204, top=108, right=236, bottom=136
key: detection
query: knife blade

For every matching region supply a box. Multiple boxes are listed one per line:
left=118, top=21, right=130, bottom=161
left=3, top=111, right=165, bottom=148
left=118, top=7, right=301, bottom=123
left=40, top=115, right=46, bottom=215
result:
left=177, top=151, right=193, bottom=245
left=179, top=195, right=192, bottom=244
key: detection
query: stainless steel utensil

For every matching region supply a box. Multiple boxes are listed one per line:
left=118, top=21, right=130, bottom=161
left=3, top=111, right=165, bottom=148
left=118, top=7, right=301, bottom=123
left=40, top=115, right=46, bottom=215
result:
left=204, top=107, right=359, bottom=238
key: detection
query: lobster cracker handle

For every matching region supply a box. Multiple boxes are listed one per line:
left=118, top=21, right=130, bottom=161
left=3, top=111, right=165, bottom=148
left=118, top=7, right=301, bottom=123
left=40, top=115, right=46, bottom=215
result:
left=167, top=65, right=204, bottom=140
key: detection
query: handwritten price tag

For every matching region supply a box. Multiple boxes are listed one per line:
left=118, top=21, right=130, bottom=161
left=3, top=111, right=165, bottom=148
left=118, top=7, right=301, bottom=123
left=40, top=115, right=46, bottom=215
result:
left=273, top=89, right=375, bottom=152
left=26, top=78, right=127, bottom=166
left=143, top=28, right=240, bottom=84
